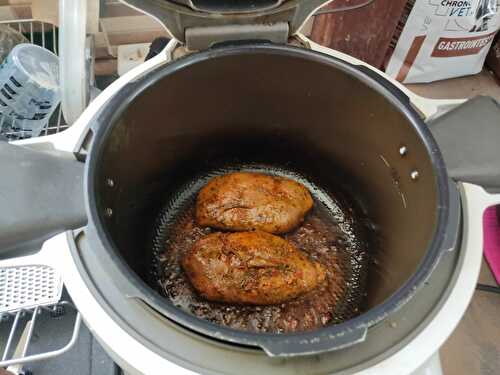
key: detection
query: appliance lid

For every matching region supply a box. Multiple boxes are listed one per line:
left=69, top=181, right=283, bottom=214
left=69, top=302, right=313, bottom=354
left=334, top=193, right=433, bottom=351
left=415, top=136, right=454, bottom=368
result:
left=121, top=0, right=333, bottom=50
left=168, top=0, right=288, bottom=14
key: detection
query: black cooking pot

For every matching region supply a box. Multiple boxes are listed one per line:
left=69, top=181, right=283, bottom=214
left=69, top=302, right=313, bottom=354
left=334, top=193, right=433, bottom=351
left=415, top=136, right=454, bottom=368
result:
left=1, top=44, right=499, bottom=357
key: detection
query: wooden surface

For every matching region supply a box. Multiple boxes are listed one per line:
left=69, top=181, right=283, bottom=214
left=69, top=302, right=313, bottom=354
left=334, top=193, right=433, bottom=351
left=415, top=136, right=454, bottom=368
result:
left=407, top=73, right=500, bottom=375
left=440, top=260, right=500, bottom=375
left=310, top=0, right=408, bottom=68
left=0, top=2, right=30, bottom=19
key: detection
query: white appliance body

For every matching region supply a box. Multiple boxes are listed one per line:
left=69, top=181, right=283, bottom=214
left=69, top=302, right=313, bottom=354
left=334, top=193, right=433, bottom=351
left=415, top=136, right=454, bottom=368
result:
left=3, top=37, right=496, bottom=375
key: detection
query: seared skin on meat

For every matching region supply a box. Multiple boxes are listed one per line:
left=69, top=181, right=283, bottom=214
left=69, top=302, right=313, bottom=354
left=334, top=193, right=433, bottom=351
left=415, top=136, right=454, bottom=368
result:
left=196, top=172, right=313, bottom=234
left=182, top=231, right=327, bottom=305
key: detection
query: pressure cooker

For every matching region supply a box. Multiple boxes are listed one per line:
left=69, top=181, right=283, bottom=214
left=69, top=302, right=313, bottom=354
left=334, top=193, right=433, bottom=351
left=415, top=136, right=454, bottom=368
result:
left=1, top=1, right=500, bottom=374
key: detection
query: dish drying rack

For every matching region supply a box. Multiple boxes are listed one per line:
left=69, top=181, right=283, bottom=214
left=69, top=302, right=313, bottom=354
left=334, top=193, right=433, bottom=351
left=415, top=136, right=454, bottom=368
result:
left=0, top=19, right=67, bottom=141
left=1, top=302, right=81, bottom=370
left=0, top=0, right=94, bottom=141
left=0, top=2, right=93, bottom=372
left=0, top=261, right=82, bottom=372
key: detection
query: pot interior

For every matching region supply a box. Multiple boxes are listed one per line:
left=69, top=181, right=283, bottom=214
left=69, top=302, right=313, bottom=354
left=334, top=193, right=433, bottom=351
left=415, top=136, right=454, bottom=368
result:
left=93, top=47, right=439, bottom=333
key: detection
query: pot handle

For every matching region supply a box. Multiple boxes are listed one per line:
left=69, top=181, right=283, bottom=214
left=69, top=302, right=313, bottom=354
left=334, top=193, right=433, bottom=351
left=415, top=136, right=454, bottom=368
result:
left=0, top=142, right=86, bottom=256
left=428, top=96, right=500, bottom=193
left=258, top=326, right=367, bottom=357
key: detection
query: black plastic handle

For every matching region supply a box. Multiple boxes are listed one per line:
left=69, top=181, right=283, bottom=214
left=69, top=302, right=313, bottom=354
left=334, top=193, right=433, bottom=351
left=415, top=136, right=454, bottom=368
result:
left=429, top=96, right=500, bottom=193
left=0, top=142, right=86, bottom=256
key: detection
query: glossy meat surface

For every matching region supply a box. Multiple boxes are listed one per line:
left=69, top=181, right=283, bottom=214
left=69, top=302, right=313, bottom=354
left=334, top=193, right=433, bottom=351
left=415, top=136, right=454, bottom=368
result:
left=196, top=172, right=313, bottom=233
left=182, top=231, right=326, bottom=305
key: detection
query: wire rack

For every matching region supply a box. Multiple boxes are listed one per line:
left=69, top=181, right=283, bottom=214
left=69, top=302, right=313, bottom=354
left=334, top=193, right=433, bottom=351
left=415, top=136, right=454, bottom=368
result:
left=0, top=301, right=81, bottom=369
left=0, top=261, right=82, bottom=372
left=0, top=19, right=68, bottom=141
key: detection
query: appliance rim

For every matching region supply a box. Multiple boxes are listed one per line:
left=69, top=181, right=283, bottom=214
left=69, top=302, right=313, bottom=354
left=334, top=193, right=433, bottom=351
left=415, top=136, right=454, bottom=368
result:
left=83, top=43, right=454, bottom=356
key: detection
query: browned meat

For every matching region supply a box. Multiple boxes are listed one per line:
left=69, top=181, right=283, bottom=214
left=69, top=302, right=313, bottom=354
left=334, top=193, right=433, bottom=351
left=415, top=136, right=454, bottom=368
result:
left=196, top=172, right=313, bottom=234
left=182, top=231, right=327, bottom=305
